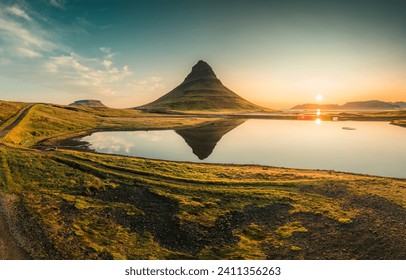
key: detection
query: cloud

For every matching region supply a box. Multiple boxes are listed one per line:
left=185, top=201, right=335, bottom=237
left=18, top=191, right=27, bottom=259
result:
left=49, top=0, right=65, bottom=9
left=100, top=47, right=111, bottom=54
left=127, top=77, right=165, bottom=92
left=17, top=47, right=42, bottom=58
left=100, top=47, right=116, bottom=59
left=0, top=4, right=134, bottom=99
left=6, top=6, right=32, bottom=21
left=45, top=55, right=90, bottom=73
left=0, top=3, right=145, bottom=103
left=149, top=76, right=163, bottom=83
left=0, top=18, right=49, bottom=50
left=85, top=134, right=135, bottom=154
left=0, top=58, right=11, bottom=66
left=102, top=60, right=113, bottom=68
left=44, top=52, right=133, bottom=96
left=0, top=4, right=54, bottom=59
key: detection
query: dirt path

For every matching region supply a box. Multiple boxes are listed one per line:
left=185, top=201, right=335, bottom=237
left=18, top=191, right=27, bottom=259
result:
left=0, top=104, right=35, bottom=139
left=0, top=105, right=35, bottom=259
left=0, top=196, right=31, bottom=259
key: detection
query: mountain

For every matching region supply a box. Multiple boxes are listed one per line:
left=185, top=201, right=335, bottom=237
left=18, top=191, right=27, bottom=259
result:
left=342, top=100, right=400, bottom=110
left=292, top=104, right=341, bottom=110
left=69, top=100, right=107, bottom=108
left=175, top=119, right=245, bottom=160
left=292, top=100, right=401, bottom=110
left=390, top=102, right=406, bottom=108
left=137, top=60, right=264, bottom=112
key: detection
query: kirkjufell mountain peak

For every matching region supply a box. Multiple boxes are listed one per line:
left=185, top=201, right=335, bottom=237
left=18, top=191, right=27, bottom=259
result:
left=137, top=60, right=264, bottom=112
left=183, top=60, right=218, bottom=82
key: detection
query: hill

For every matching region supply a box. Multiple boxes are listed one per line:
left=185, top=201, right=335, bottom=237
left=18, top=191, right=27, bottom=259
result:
left=137, top=60, right=265, bottom=112
left=69, top=100, right=107, bottom=108
left=390, top=102, right=406, bottom=108
left=292, top=100, right=402, bottom=110
left=0, top=100, right=29, bottom=127
left=342, top=100, right=400, bottom=110
left=292, top=104, right=341, bottom=110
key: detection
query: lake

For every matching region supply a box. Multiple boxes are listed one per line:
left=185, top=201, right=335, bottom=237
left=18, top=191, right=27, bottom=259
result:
left=80, top=119, right=406, bottom=178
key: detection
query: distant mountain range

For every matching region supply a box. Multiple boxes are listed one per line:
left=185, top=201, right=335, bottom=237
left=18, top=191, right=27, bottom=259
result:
left=292, top=100, right=405, bottom=110
left=137, top=60, right=264, bottom=112
left=391, top=102, right=406, bottom=108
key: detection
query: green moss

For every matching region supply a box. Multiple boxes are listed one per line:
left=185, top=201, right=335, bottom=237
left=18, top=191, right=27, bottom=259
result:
left=290, top=246, right=302, bottom=251
left=338, top=218, right=352, bottom=224
left=241, top=224, right=268, bottom=241
left=276, top=222, right=308, bottom=239
left=197, top=224, right=269, bottom=260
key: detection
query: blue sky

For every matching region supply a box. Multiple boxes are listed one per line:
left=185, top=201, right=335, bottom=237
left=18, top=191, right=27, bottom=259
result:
left=1, top=0, right=406, bottom=108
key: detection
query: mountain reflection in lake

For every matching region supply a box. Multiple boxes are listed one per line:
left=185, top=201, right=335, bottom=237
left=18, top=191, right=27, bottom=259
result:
left=81, top=119, right=245, bottom=162
left=81, top=119, right=406, bottom=178
left=175, top=119, right=246, bottom=159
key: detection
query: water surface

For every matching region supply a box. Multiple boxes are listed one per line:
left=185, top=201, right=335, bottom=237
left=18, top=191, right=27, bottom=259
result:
left=81, top=119, right=406, bottom=178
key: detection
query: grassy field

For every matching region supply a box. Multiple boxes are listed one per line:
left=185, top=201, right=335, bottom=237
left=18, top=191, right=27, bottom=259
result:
left=0, top=101, right=405, bottom=260
left=1, top=103, right=216, bottom=147
left=0, top=100, right=30, bottom=129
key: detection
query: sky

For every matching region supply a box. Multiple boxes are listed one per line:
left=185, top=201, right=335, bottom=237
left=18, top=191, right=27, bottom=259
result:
left=0, top=0, right=406, bottom=109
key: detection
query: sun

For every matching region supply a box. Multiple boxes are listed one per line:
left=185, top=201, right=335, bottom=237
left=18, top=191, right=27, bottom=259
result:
left=316, top=94, right=323, bottom=102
